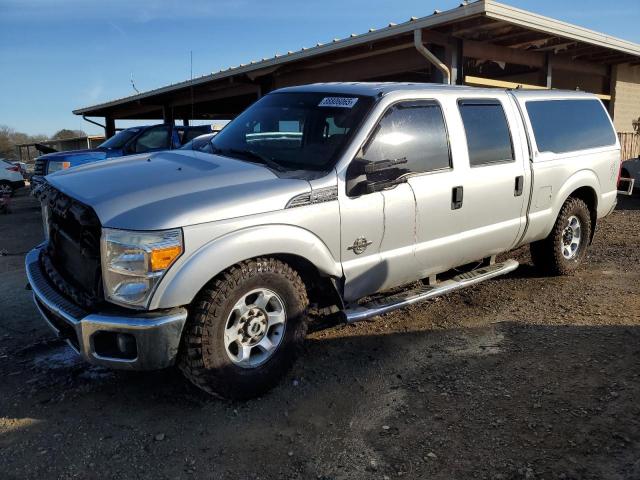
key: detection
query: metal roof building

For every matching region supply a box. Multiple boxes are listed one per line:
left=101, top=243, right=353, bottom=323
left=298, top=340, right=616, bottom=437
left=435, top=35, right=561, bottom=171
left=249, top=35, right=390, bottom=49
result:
left=74, top=0, right=640, bottom=149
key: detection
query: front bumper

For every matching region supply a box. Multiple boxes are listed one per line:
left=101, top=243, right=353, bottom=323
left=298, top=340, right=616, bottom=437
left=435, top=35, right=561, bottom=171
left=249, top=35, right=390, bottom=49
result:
left=25, top=245, right=187, bottom=370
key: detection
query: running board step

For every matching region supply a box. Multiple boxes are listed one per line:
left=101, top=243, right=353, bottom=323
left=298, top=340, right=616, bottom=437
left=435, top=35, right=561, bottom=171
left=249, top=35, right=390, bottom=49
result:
left=344, top=259, right=519, bottom=323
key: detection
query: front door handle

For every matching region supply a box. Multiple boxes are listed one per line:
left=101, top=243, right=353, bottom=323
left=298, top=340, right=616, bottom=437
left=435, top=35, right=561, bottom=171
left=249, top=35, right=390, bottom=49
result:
left=514, top=175, right=524, bottom=197
left=451, top=185, right=463, bottom=210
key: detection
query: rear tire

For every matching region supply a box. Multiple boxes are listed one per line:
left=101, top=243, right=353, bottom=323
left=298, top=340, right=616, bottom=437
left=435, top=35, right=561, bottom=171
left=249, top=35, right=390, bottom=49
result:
left=179, top=258, right=308, bottom=399
left=530, top=197, right=592, bottom=276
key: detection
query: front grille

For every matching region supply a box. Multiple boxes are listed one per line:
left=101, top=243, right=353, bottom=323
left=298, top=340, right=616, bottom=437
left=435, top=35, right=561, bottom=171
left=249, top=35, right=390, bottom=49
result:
left=34, top=158, right=47, bottom=176
left=33, top=182, right=103, bottom=309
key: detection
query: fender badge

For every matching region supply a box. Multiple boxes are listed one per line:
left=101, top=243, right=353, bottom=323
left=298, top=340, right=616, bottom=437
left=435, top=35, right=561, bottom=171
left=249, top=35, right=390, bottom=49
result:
left=347, top=237, right=373, bottom=255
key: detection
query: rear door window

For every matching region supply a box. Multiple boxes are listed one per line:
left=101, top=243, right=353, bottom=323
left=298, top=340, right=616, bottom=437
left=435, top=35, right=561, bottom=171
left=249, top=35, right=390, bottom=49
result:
left=458, top=99, right=514, bottom=167
left=525, top=99, right=617, bottom=153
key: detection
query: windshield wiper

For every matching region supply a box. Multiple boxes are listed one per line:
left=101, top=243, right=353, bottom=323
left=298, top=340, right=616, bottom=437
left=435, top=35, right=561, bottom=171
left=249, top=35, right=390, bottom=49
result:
left=213, top=147, right=286, bottom=172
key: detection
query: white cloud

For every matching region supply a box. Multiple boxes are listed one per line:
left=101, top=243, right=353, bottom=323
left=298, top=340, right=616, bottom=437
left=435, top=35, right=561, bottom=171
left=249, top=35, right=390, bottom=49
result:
left=80, top=82, right=104, bottom=103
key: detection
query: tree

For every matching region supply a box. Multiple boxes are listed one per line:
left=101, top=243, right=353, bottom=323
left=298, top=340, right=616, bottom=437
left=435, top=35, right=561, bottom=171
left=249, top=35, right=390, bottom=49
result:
left=52, top=129, right=87, bottom=140
left=0, top=125, right=48, bottom=161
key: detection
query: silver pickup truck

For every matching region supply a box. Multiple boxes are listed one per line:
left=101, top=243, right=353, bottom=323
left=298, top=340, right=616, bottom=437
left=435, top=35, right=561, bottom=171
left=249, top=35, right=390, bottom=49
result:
left=27, top=83, right=620, bottom=399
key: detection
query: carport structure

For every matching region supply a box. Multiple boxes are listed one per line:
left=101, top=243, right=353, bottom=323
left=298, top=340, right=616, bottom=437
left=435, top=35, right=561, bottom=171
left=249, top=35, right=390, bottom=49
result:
left=74, top=0, right=640, bottom=145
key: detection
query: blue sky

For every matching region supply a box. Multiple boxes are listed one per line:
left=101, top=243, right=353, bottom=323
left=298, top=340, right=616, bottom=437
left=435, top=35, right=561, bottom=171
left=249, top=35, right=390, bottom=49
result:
left=1, top=0, right=638, bottom=136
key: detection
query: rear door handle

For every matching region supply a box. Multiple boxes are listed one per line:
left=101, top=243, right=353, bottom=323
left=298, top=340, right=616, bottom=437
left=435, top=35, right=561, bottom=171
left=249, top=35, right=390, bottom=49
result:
left=514, top=175, right=524, bottom=197
left=451, top=185, right=463, bottom=210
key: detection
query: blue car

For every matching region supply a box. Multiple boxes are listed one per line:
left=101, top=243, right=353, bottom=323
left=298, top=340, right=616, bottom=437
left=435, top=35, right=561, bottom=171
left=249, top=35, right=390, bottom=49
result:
left=33, top=124, right=211, bottom=184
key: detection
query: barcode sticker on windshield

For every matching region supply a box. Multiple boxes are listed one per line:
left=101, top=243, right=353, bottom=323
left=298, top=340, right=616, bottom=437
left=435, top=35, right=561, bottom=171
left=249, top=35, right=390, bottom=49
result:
left=318, top=97, right=359, bottom=108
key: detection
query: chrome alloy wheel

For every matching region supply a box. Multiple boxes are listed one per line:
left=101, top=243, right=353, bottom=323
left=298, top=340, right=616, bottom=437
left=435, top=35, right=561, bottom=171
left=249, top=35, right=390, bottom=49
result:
left=561, top=215, right=582, bottom=260
left=224, top=288, right=286, bottom=368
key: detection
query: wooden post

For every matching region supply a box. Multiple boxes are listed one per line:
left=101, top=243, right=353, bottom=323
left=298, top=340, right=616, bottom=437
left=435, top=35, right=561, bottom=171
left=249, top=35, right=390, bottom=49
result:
left=545, top=53, right=552, bottom=88
left=105, top=117, right=115, bottom=139
left=162, top=104, right=174, bottom=125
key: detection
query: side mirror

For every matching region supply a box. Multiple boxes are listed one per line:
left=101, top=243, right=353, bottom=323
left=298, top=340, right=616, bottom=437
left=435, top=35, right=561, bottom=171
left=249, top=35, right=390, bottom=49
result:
left=346, top=157, right=409, bottom=197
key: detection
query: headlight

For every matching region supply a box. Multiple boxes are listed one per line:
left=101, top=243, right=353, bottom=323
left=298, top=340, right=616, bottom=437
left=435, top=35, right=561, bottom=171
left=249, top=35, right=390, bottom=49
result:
left=47, top=161, right=71, bottom=174
left=101, top=228, right=183, bottom=308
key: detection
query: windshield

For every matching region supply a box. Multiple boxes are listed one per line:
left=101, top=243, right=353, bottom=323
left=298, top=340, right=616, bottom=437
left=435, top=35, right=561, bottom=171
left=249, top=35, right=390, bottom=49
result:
left=99, top=128, right=141, bottom=149
left=211, top=92, right=374, bottom=171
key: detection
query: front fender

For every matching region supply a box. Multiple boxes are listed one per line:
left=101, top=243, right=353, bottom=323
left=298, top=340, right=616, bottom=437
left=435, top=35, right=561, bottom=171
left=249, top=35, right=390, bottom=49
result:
left=149, top=224, right=342, bottom=310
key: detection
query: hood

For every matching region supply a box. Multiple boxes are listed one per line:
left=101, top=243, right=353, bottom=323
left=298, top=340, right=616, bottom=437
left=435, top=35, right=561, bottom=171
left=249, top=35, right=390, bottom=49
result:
left=39, top=148, right=111, bottom=163
left=46, top=150, right=311, bottom=230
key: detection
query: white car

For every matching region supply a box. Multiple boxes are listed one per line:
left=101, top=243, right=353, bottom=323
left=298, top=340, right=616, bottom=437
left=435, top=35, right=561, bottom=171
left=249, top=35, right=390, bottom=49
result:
left=0, top=159, right=26, bottom=195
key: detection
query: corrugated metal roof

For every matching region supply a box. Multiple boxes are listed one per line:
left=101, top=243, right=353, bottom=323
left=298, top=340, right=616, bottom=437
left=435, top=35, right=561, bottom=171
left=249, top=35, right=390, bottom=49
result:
left=73, top=0, right=640, bottom=115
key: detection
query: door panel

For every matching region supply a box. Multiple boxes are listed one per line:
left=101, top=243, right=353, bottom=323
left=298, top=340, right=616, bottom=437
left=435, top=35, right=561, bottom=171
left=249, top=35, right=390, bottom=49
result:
left=340, top=100, right=450, bottom=301
left=339, top=192, right=385, bottom=302
left=411, top=95, right=528, bottom=273
left=454, top=98, right=528, bottom=257
left=377, top=183, right=417, bottom=291
left=409, top=170, right=471, bottom=278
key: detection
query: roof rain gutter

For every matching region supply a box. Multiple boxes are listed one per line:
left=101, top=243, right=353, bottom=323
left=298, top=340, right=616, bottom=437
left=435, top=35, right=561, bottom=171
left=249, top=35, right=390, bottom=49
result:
left=82, top=115, right=106, bottom=130
left=414, top=29, right=451, bottom=85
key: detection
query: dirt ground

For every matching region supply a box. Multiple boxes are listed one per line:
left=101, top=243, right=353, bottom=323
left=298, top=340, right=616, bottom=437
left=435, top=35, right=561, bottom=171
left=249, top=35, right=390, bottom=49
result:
left=1, top=188, right=639, bottom=480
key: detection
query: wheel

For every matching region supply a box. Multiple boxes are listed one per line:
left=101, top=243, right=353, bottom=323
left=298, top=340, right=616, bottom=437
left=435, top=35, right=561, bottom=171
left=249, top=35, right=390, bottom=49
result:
left=179, top=258, right=309, bottom=399
left=530, top=197, right=592, bottom=276
left=0, top=181, right=13, bottom=196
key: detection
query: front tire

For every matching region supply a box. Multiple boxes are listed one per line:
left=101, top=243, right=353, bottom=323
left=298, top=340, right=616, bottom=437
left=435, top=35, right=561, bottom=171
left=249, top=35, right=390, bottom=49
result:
left=179, top=258, right=308, bottom=399
left=530, top=197, right=592, bottom=276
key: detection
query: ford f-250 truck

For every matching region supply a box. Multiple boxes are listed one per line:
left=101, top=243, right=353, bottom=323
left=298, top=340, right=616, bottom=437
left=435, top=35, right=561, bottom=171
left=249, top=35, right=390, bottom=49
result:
left=31, top=124, right=211, bottom=184
left=27, top=83, right=620, bottom=399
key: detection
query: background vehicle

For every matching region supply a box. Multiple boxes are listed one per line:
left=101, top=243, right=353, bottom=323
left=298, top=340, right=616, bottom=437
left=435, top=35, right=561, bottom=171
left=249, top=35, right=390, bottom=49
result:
left=32, top=124, right=212, bottom=184
left=621, top=157, right=639, bottom=194
left=27, top=83, right=620, bottom=400
left=0, top=159, right=26, bottom=195
left=11, top=161, right=28, bottom=176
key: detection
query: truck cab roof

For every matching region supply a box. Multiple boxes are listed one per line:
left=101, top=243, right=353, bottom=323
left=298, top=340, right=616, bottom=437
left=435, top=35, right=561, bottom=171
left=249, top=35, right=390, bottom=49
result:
left=275, top=81, right=600, bottom=101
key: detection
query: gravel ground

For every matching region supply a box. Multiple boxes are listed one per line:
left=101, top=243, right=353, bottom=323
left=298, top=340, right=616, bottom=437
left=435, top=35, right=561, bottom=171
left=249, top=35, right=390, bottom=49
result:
left=1, top=189, right=639, bottom=480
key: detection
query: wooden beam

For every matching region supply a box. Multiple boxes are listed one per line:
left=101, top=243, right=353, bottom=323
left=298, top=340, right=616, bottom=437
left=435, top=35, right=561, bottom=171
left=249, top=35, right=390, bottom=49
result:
left=489, top=29, right=529, bottom=43
left=505, top=36, right=555, bottom=49
left=464, top=75, right=611, bottom=100
left=464, top=75, right=546, bottom=90
left=450, top=19, right=508, bottom=37
left=168, top=83, right=259, bottom=108
left=300, top=42, right=415, bottom=70
left=536, top=41, right=578, bottom=52
left=463, top=38, right=545, bottom=67
left=601, top=55, right=638, bottom=65
left=273, top=48, right=432, bottom=88
left=570, top=46, right=603, bottom=58
left=583, top=52, right=634, bottom=63
left=549, top=55, right=608, bottom=76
